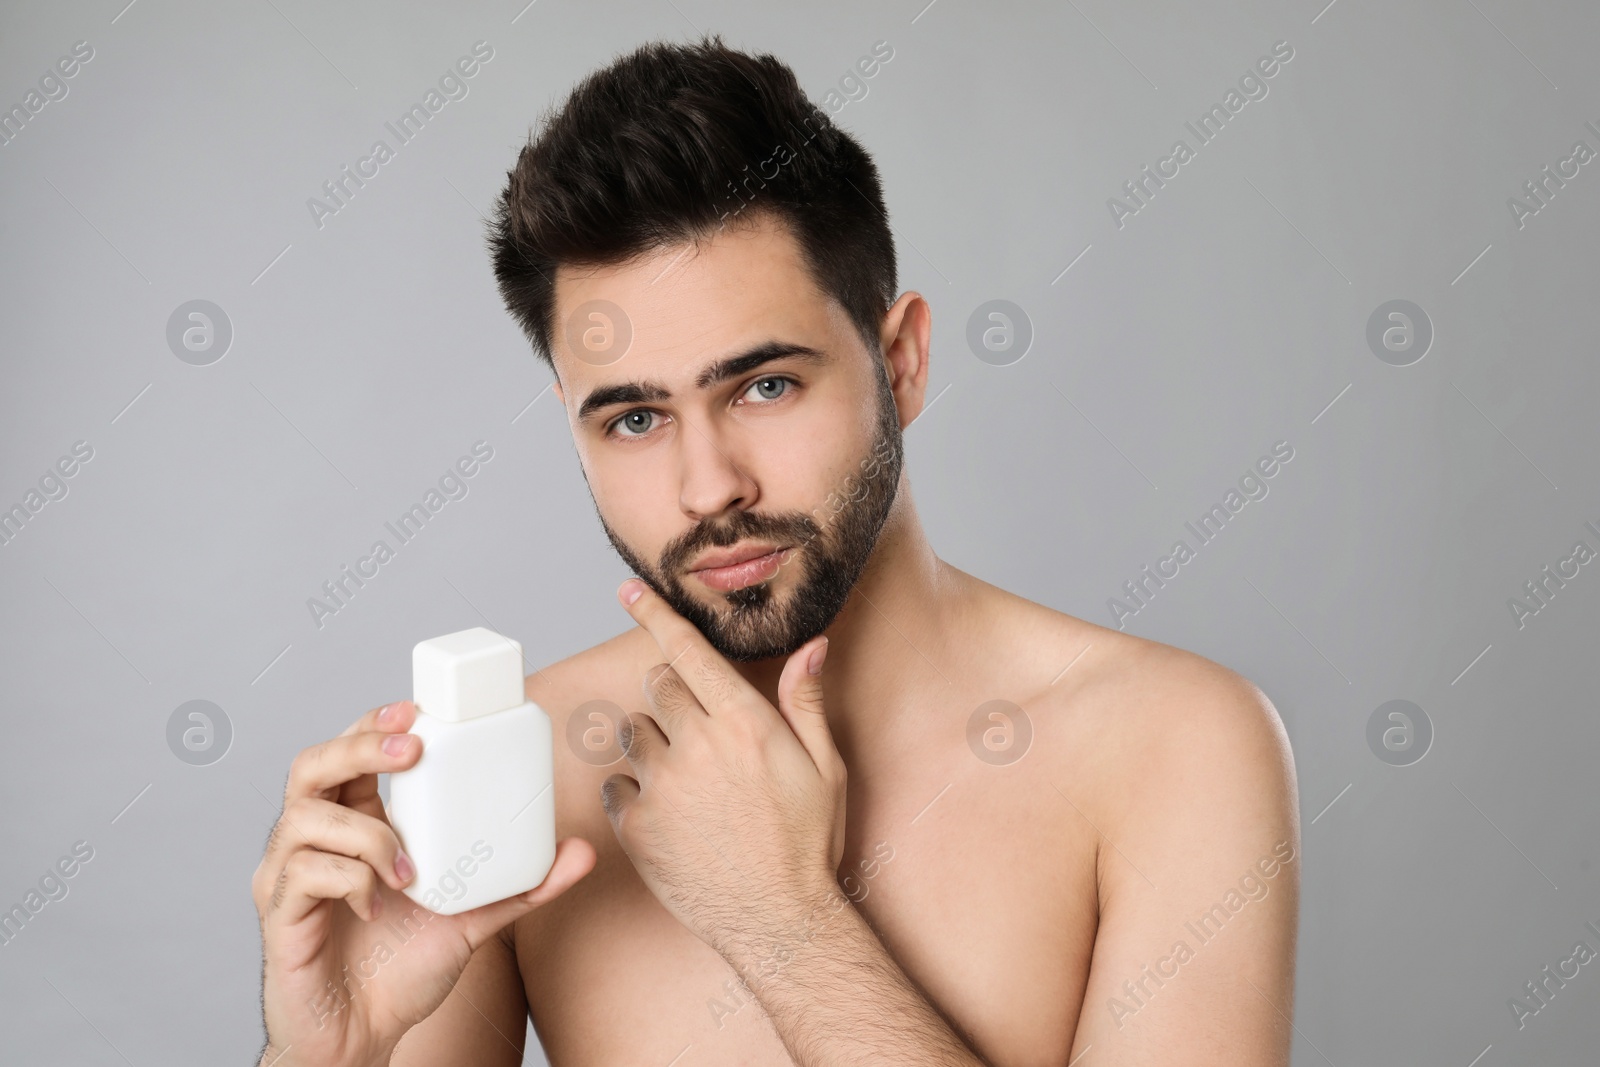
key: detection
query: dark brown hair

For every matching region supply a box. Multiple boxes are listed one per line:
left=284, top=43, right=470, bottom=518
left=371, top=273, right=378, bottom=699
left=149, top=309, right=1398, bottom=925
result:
left=487, top=33, right=897, bottom=371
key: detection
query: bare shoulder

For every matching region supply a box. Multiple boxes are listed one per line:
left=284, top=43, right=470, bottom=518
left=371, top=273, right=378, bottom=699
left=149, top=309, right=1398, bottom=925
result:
left=1071, top=625, right=1295, bottom=791
left=520, top=626, right=657, bottom=826
left=962, top=577, right=1304, bottom=1056
left=523, top=626, right=649, bottom=709
left=961, top=568, right=1298, bottom=838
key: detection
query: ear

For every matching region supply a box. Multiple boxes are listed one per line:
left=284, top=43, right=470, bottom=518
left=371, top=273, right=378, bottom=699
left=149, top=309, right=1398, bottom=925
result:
left=879, top=291, right=931, bottom=429
left=552, top=378, right=565, bottom=403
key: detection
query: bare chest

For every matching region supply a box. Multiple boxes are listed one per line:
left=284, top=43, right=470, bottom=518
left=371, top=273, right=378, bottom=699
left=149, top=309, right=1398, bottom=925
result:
left=516, top=750, right=1100, bottom=1066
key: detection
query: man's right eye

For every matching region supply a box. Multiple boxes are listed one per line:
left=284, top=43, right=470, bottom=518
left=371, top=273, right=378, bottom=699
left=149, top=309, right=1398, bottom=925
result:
left=608, top=410, right=662, bottom=438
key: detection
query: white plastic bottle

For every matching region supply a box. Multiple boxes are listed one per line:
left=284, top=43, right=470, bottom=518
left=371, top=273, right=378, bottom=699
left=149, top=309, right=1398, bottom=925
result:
left=385, top=626, right=556, bottom=916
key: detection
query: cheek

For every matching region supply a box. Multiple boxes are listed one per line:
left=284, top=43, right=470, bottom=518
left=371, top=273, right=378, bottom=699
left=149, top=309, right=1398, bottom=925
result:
left=584, top=448, right=679, bottom=538
left=780, top=408, right=880, bottom=517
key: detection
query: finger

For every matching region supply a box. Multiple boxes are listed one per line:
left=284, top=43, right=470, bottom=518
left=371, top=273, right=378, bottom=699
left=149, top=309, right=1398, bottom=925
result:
left=599, top=773, right=642, bottom=828
left=775, top=635, right=838, bottom=775
left=453, top=837, right=599, bottom=948
left=257, top=798, right=415, bottom=908
left=264, top=849, right=384, bottom=929
left=619, top=578, right=753, bottom=715
left=618, top=711, right=669, bottom=776
left=339, top=699, right=415, bottom=739
left=332, top=700, right=416, bottom=811
left=641, top=663, right=704, bottom=739
left=284, top=727, right=423, bottom=815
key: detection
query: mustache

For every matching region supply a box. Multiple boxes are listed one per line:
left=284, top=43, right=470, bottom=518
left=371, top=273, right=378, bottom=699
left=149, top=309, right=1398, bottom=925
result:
left=661, top=510, right=820, bottom=574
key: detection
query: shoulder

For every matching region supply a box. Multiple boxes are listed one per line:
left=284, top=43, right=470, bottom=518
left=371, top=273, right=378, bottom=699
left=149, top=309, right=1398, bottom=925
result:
left=969, top=567, right=1289, bottom=740
left=967, top=570, right=1298, bottom=856
left=1050, top=628, right=1300, bottom=913
left=1076, top=631, right=1295, bottom=792
left=520, top=625, right=660, bottom=831
left=523, top=625, right=652, bottom=716
left=983, top=607, right=1303, bottom=1054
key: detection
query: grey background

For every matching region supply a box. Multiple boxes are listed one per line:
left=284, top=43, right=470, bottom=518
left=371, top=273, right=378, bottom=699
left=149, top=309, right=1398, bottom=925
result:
left=1, top=0, right=1596, bottom=1063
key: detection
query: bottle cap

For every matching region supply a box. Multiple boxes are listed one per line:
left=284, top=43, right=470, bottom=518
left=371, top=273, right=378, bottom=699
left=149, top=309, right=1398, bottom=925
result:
left=412, top=627, right=525, bottom=722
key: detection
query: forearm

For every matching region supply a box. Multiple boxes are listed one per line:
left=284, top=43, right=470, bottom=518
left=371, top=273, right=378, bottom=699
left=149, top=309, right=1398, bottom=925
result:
left=723, top=888, right=986, bottom=1067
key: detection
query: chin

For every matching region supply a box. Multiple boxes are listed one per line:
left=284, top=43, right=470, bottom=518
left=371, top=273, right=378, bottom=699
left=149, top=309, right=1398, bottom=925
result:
left=699, top=589, right=815, bottom=662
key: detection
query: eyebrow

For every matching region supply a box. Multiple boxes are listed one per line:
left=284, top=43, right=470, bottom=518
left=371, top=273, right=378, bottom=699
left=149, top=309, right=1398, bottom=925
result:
left=575, top=341, right=828, bottom=424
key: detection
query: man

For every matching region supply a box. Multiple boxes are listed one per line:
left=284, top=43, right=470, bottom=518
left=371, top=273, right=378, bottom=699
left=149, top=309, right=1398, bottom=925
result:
left=255, top=34, right=1299, bottom=1067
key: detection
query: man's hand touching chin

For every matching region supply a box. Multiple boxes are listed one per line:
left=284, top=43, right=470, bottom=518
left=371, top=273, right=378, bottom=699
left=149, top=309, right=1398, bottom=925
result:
left=603, top=576, right=847, bottom=964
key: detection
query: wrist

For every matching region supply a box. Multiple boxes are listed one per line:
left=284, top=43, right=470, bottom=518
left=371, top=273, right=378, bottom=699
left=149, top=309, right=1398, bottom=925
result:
left=356, top=1036, right=400, bottom=1067
left=717, top=879, right=856, bottom=989
left=256, top=1036, right=398, bottom=1067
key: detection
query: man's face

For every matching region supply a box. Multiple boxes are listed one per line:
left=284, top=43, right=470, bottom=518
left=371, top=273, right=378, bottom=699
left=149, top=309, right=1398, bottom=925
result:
left=549, top=215, right=904, bottom=662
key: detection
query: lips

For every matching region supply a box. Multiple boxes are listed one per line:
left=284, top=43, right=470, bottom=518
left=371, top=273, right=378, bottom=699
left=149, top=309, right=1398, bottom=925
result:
left=688, top=543, right=792, bottom=592
left=690, top=542, right=786, bottom=572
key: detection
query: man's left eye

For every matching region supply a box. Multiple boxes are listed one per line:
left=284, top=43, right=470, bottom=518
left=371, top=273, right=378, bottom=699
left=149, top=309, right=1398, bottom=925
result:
left=744, top=377, right=790, bottom=402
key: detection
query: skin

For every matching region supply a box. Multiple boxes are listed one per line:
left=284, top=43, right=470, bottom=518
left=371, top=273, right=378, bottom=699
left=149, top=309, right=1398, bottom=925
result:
left=255, top=210, right=1299, bottom=1066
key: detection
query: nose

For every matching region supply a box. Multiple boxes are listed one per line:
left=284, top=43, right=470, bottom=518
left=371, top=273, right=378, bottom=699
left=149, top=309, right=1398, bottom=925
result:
left=676, top=416, right=758, bottom=522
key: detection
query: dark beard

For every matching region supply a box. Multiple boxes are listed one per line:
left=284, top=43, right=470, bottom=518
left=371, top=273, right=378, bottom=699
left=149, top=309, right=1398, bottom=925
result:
left=597, top=366, right=904, bottom=662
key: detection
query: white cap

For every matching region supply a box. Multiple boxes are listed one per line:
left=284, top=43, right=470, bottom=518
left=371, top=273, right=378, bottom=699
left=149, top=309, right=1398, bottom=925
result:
left=412, top=627, right=526, bottom=722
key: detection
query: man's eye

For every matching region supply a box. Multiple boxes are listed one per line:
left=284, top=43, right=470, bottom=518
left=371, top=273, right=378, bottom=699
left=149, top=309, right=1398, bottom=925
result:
left=610, top=410, right=659, bottom=437
left=744, top=377, right=790, bottom=402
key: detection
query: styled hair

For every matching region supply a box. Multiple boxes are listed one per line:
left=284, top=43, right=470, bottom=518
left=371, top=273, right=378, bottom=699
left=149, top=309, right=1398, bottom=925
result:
left=487, top=33, right=897, bottom=372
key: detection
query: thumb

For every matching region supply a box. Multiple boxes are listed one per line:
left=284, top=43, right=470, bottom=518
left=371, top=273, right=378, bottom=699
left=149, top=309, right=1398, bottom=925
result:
left=776, top=636, right=835, bottom=771
left=454, top=836, right=597, bottom=948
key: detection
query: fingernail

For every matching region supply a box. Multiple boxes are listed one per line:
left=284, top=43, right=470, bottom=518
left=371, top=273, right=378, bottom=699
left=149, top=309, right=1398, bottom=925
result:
left=619, top=578, right=645, bottom=606
left=383, top=734, right=413, bottom=757
left=378, top=701, right=402, bottom=725
left=808, top=638, right=829, bottom=676
left=394, top=851, right=414, bottom=883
